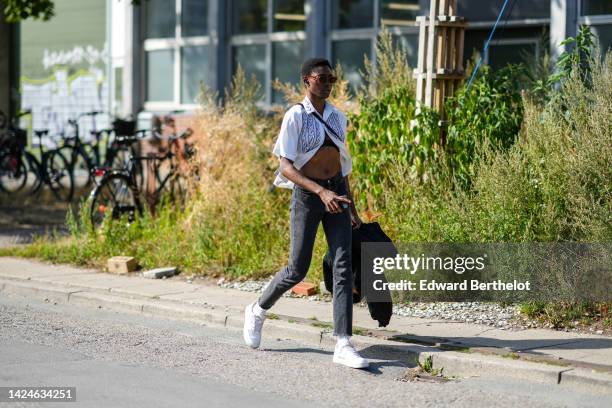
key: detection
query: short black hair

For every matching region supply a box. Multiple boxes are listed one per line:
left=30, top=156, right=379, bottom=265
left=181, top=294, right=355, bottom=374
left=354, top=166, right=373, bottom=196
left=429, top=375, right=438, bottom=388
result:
left=301, top=58, right=333, bottom=78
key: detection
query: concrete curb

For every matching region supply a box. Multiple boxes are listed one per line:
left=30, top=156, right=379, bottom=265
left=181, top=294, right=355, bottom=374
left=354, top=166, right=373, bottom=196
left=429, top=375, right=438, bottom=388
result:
left=1, top=277, right=611, bottom=393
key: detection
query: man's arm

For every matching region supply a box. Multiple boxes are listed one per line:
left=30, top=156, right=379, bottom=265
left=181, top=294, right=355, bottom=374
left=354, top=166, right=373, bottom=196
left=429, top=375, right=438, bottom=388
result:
left=279, top=157, right=324, bottom=194
left=280, top=158, right=351, bottom=213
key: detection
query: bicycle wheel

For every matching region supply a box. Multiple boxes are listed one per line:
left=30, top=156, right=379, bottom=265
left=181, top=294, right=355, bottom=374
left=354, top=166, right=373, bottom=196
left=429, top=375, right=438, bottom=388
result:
left=23, top=151, right=43, bottom=195
left=60, top=145, right=93, bottom=191
left=45, top=150, right=74, bottom=202
left=0, top=151, right=28, bottom=193
left=89, top=173, right=141, bottom=228
left=108, top=145, right=145, bottom=190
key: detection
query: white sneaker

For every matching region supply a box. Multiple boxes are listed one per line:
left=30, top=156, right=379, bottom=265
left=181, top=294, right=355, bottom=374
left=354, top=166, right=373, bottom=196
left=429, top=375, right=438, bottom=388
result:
left=243, top=302, right=266, bottom=348
left=333, top=341, right=370, bottom=369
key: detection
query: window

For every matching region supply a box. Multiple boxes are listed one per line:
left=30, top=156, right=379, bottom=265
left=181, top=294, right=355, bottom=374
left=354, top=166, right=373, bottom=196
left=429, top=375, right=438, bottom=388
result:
left=485, top=39, right=538, bottom=70
left=143, top=0, right=209, bottom=107
left=232, top=0, right=268, bottom=34
left=332, top=39, right=371, bottom=94
left=273, top=40, right=305, bottom=103
left=457, top=0, right=549, bottom=21
left=233, top=44, right=267, bottom=100
left=581, top=1, right=612, bottom=16
left=182, top=0, right=208, bottom=36
left=274, top=0, right=306, bottom=31
left=332, top=0, right=375, bottom=29
left=147, top=50, right=175, bottom=102
left=330, top=1, right=420, bottom=94
left=145, top=0, right=176, bottom=39
left=181, top=45, right=212, bottom=104
left=331, top=0, right=421, bottom=29
left=231, top=0, right=306, bottom=105
left=590, top=24, right=612, bottom=54
left=579, top=1, right=612, bottom=56
left=380, top=0, right=419, bottom=27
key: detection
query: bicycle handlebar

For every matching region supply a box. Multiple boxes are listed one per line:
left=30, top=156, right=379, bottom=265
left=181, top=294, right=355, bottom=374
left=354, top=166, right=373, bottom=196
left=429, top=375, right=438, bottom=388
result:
left=150, top=128, right=193, bottom=141
left=68, top=111, right=108, bottom=127
left=110, top=127, right=192, bottom=145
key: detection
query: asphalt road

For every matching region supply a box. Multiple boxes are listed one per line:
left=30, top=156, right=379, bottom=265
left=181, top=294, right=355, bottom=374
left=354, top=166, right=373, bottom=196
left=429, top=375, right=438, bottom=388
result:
left=0, top=294, right=610, bottom=408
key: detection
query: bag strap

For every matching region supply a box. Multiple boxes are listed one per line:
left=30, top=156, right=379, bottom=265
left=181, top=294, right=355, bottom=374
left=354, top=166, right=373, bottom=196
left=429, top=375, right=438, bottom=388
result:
left=295, top=103, right=340, bottom=140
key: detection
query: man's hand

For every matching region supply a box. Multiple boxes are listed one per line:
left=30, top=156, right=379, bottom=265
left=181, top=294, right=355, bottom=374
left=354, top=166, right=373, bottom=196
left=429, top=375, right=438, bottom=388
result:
left=318, top=189, right=352, bottom=213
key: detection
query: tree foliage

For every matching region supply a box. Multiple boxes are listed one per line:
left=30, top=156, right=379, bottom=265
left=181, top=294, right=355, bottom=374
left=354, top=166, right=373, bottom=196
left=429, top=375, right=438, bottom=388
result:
left=2, top=0, right=55, bottom=22
left=2, top=0, right=145, bottom=22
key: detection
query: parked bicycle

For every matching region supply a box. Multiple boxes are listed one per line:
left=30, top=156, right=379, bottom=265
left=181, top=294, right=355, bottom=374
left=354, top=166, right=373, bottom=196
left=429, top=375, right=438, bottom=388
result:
left=49, top=111, right=148, bottom=195
left=103, top=116, right=145, bottom=190
left=51, top=111, right=109, bottom=191
left=0, top=110, right=28, bottom=193
left=88, top=125, right=193, bottom=228
left=29, top=129, right=75, bottom=201
left=0, top=110, right=74, bottom=201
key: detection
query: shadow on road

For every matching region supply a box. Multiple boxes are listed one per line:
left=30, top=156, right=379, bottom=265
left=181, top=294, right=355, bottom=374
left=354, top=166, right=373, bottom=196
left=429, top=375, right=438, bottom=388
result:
left=0, top=193, right=74, bottom=247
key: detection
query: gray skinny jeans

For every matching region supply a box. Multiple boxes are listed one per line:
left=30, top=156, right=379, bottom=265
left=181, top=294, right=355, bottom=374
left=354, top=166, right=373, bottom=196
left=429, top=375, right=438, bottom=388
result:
left=258, top=171, right=353, bottom=336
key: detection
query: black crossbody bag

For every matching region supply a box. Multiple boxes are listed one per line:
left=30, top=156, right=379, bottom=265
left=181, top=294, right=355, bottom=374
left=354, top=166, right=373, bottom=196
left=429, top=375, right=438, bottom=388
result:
left=295, top=103, right=341, bottom=140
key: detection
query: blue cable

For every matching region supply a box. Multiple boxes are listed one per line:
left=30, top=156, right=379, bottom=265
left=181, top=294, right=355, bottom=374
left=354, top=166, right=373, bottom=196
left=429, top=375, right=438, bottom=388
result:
left=466, top=0, right=511, bottom=90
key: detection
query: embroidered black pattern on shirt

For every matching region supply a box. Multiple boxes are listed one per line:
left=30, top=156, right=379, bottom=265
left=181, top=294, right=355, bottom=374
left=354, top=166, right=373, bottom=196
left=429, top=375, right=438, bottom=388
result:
left=326, top=112, right=345, bottom=142
left=298, top=112, right=321, bottom=153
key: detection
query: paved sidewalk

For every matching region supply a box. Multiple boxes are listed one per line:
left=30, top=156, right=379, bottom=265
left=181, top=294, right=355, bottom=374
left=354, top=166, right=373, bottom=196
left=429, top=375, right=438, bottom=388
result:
left=1, top=256, right=611, bottom=391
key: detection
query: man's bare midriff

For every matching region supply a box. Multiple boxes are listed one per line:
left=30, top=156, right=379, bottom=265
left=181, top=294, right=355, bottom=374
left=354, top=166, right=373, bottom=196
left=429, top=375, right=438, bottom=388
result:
left=299, top=146, right=341, bottom=180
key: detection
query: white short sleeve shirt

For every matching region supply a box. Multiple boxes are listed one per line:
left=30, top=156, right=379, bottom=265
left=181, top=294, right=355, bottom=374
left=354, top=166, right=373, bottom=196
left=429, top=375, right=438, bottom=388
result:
left=272, top=96, right=352, bottom=189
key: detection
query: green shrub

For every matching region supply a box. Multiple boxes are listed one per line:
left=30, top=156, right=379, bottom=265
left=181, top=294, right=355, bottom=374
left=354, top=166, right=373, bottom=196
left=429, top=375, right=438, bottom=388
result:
left=445, top=64, right=525, bottom=187
left=348, top=30, right=442, bottom=205
left=531, top=24, right=595, bottom=103
left=467, top=52, right=611, bottom=242
left=349, top=86, right=412, bottom=200
left=383, top=50, right=611, bottom=244
left=520, top=301, right=610, bottom=329
left=348, top=32, right=525, bottom=209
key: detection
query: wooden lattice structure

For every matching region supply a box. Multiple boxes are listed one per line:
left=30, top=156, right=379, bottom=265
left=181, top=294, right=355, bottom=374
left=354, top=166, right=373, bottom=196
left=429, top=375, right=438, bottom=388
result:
left=413, top=0, right=467, bottom=125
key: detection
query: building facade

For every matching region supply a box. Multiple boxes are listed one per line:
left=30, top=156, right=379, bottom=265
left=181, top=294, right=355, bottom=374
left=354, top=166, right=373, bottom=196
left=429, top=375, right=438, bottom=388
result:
left=122, top=0, right=612, bottom=115
left=5, top=0, right=612, bottom=132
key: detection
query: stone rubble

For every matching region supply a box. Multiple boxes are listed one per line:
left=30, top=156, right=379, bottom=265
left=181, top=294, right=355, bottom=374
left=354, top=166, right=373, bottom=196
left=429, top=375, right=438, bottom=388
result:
left=216, top=277, right=523, bottom=328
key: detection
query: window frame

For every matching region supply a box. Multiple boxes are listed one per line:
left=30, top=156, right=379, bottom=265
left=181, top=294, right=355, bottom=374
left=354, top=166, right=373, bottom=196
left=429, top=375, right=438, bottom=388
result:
left=467, top=18, right=550, bottom=29
left=577, top=1, right=612, bottom=55
left=379, top=0, right=421, bottom=28
left=579, top=1, right=612, bottom=19
left=327, top=0, right=420, bottom=93
left=143, top=0, right=210, bottom=111
left=484, top=37, right=540, bottom=68
left=229, top=0, right=307, bottom=107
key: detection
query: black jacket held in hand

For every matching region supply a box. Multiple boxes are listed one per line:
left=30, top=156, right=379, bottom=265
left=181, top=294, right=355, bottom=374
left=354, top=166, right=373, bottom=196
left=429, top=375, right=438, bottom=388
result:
left=322, top=222, right=396, bottom=327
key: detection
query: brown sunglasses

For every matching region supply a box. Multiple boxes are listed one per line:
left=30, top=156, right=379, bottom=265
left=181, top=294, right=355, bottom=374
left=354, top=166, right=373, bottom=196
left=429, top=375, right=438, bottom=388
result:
left=305, top=74, right=338, bottom=85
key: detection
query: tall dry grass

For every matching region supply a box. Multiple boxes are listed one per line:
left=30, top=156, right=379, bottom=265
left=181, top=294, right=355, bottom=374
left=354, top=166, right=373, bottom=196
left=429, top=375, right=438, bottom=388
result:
left=180, top=65, right=359, bottom=280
